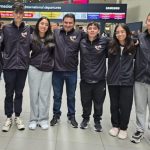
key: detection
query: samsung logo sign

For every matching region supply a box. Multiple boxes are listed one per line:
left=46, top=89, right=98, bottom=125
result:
left=106, top=7, right=120, bottom=10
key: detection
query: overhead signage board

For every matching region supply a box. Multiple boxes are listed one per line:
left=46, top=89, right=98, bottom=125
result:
left=0, top=3, right=127, bottom=23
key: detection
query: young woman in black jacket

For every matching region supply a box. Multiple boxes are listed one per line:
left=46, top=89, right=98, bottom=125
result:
left=28, top=16, right=54, bottom=130
left=107, top=23, right=136, bottom=139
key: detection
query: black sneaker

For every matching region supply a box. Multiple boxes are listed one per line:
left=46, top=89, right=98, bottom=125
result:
left=80, top=119, right=89, bottom=129
left=94, top=121, right=102, bottom=132
left=130, top=131, right=144, bottom=144
left=68, top=117, right=78, bottom=128
left=50, top=115, right=59, bottom=126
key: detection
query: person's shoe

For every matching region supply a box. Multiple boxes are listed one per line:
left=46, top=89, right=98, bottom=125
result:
left=68, top=117, right=78, bottom=128
left=130, top=131, right=144, bottom=144
left=28, top=121, right=37, bottom=130
left=109, top=127, right=119, bottom=137
left=2, top=118, right=12, bottom=132
left=118, top=130, right=128, bottom=139
left=50, top=115, right=60, bottom=126
left=38, top=120, right=49, bottom=130
left=80, top=119, right=89, bottom=129
left=94, top=121, right=102, bottom=132
left=14, top=117, right=25, bottom=130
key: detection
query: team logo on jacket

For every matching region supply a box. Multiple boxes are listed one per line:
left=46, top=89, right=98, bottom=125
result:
left=21, top=32, right=27, bottom=38
left=95, top=45, right=102, bottom=50
left=70, top=36, right=77, bottom=42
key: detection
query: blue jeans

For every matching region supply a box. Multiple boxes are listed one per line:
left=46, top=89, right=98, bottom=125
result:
left=52, top=71, right=77, bottom=118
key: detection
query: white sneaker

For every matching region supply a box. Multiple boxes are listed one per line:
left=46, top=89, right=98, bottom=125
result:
left=118, top=130, right=128, bottom=139
left=2, top=118, right=12, bottom=132
left=38, top=120, right=49, bottom=130
left=109, top=127, right=119, bottom=137
left=28, top=121, right=37, bottom=130
left=15, top=117, right=25, bottom=130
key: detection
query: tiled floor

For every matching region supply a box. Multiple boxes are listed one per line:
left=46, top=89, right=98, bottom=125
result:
left=0, top=75, right=150, bottom=150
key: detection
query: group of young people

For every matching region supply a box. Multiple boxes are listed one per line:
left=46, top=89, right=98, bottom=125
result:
left=0, top=2, right=150, bottom=144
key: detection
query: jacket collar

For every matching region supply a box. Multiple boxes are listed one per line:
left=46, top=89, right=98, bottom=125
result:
left=86, top=34, right=100, bottom=44
left=60, top=27, right=75, bottom=35
left=12, top=20, right=25, bottom=28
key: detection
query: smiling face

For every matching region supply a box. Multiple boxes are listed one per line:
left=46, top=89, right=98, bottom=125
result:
left=115, top=25, right=127, bottom=44
left=87, top=24, right=100, bottom=39
left=63, top=17, right=75, bottom=32
left=146, top=15, right=150, bottom=32
left=12, top=2, right=24, bottom=25
left=38, top=18, right=49, bottom=36
left=13, top=11, right=24, bottom=24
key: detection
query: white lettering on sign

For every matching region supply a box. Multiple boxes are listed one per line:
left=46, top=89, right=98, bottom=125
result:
left=106, top=7, right=120, bottom=10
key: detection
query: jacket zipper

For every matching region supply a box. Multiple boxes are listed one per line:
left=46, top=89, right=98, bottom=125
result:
left=64, top=32, right=68, bottom=64
left=40, top=43, right=44, bottom=67
left=90, top=41, right=93, bottom=80
left=16, top=27, right=19, bottom=67
left=119, top=50, right=122, bottom=86
left=145, top=55, right=149, bottom=82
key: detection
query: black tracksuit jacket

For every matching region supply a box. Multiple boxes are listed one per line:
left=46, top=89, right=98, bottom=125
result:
left=1, top=21, right=30, bottom=70
left=134, top=30, right=150, bottom=84
left=30, top=34, right=55, bottom=72
left=107, top=45, right=136, bottom=86
left=53, top=28, right=82, bottom=71
left=80, top=35, right=108, bottom=82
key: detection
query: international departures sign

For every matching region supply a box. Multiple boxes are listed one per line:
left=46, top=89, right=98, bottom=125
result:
left=0, top=2, right=127, bottom=23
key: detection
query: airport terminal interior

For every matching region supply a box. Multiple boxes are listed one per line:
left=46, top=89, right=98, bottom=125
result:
left=0, top=0, right=150, bottom=150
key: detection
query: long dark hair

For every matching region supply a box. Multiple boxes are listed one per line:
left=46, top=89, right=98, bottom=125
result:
left=109, top=23, right=135, bottom=55
left=32, top=16, right=54, bottom=48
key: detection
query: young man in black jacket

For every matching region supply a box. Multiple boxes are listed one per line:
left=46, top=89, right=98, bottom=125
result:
left=0, top=47, right=2, bottom=80
left=131, top=13, right=150, bottom=143
left=0, top=2, right=30, bottom=132
left=50, top=13, right=82, bottom=128
left=0, top=22, right=3, bottom=79
left=79, top=22, right=108, bottom=132
left=0, top=32, right=2, bottom=80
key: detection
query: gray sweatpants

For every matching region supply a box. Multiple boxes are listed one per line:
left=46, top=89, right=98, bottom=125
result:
left=134, top=81, right=150, bottom=132
left=28, top=65, right=52, bottom=122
